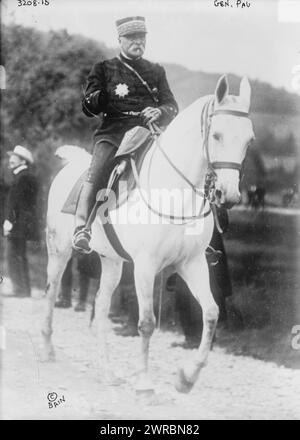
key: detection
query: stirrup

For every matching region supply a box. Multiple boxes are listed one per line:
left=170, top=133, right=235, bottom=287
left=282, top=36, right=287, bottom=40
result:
left=205, top=245, right=222, bottom=266
left=72, top=227, right=92, bottom=255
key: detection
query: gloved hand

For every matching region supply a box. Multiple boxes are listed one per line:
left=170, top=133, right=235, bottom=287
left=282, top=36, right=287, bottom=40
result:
left=141, top=107, right=162, bottom=124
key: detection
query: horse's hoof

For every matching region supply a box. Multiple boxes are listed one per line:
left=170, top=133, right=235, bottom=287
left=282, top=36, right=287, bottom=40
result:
left=175, top=368, right=194, bottom=394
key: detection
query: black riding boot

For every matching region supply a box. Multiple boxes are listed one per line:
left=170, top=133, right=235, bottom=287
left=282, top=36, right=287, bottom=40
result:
left=72, top=142, right=117, bottom=254
left=72, top=181, right=95, bottom=254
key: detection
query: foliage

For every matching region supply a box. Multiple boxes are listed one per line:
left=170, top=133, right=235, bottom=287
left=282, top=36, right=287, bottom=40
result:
left=1, top=23, right=299, bottom=201
left=1, top=24, right=113, bottom=177
left=257, top=131, right=297, bottom=156
left=164, top=64, right=300, bottom=115
left=242, top=132, right=299, bottom=192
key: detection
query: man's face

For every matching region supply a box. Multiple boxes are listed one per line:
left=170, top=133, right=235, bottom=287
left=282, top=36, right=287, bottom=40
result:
left=8, top=154, right=25, bottom=170
left=119, top=32, right=146, bottom=59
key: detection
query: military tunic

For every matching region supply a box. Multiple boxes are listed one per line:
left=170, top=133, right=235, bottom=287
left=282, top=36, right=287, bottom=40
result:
left=82, top=53, right=179, bottom=146
left=82, top=53, right=179, bottom=184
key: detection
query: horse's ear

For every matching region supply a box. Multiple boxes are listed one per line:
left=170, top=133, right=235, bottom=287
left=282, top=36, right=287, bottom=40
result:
left=215, top=75, right=229, bottom=105
left=239, top=76, right=251, bottom=110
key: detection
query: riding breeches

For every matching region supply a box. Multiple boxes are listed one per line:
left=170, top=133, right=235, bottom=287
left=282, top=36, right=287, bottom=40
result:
left=86, top=140, right=117, bottom=187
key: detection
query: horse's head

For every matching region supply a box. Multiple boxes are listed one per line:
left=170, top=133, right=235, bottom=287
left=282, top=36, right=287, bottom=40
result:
left=206, top=75, right=255, bottom=208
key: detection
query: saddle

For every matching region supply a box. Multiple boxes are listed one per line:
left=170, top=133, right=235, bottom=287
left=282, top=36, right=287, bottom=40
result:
left=61, top=126, right=154, bottom=215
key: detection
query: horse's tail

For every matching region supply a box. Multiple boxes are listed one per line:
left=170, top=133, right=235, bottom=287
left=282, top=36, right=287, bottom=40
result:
left=55, top=145, right=91, bottom=164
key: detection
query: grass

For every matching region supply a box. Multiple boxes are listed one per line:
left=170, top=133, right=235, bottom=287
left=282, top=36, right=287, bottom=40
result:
left=220, top=208, right=300, bottom=368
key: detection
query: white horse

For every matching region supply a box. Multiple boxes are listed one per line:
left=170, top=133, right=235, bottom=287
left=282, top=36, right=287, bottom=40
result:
left=42, top=75, right=254, bottom=393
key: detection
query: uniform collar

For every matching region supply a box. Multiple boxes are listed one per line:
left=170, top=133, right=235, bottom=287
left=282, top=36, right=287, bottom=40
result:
left=13, top=164, right=28, bottom=175
left=120, top=51, right=142, bottom=66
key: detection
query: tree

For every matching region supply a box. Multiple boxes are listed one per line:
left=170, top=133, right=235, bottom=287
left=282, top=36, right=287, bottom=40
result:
left=1, top=24, right=112, bottom=180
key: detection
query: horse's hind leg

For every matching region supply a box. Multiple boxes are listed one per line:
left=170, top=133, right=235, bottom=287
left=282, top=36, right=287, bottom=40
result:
left=175, top=255, right=219, bottom=393
left=41, top=231, right=71, bottom=361
left=93, top=257, right=123, bottom=384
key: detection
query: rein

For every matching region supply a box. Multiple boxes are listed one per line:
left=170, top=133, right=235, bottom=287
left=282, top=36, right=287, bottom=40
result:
left=131, top=156, right=209, bottom=223
left=130, top=97, right=250, bottom=225
left=131, top=121, right=210, bottom=223
left=202, top=99, right=249, bottom=176
left=201, top=98, right=249, bottom=231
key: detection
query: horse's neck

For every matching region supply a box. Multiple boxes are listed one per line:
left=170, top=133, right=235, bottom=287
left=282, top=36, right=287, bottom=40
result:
left=140, top=96, right=211, bottom=191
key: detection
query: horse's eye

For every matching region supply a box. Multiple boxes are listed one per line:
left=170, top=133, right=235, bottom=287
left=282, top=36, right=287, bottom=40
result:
left=212, top=132, right=221, bottom=141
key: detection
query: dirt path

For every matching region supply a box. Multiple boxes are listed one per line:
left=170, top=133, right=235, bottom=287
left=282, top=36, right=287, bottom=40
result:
left=1, top=295, right=300, bottom=420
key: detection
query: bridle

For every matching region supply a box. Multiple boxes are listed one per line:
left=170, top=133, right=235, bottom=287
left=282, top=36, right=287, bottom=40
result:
left=131, top=96, right=250, bottom=224
left=201, top=97, right=249, bottom=202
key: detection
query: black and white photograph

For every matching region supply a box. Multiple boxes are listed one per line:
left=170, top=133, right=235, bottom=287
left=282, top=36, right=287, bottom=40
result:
left=0, top=0, right=300, bottom=422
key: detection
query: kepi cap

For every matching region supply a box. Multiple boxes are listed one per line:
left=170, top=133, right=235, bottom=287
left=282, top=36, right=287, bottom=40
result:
left=7, top=145, right=34, bottom=164
left=116, top=16, right=147, bottom=37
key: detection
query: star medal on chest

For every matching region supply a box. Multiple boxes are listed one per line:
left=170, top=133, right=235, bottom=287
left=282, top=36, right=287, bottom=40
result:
left=115, top=83, right=129, bottom=98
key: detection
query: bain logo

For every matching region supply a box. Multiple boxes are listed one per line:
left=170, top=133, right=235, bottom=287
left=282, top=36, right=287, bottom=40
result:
left=47, top=392, right=66, bottom=409
left=291, top=325, right=300, bottom=350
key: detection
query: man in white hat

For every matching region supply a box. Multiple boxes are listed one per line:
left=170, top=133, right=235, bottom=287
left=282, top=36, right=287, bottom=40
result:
left=3, top=145, right=39, bottom=297
left=73, top=15, right=178, bottom=253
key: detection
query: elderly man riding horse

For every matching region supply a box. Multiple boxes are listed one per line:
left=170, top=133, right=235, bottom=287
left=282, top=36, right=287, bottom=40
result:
left=73, top=16, right=178, bottom=253
left=44, top=13, right=254, bottom=394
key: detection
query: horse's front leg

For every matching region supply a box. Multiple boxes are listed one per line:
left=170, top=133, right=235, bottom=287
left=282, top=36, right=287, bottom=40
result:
left=93, top=257, right=123, bottom=385
left=133, top=254, right=156, bottom=394
left=41, top=246, right=71, bottom=361
left=176, top=255, right=219, bottom=393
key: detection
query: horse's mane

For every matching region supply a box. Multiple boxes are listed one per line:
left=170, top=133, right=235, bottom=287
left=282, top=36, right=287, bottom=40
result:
left=160, top=95, right=210, bottom=149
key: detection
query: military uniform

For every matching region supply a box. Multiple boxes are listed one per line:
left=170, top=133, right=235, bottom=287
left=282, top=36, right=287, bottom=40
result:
left=73, top=15, right=179, bottom=253
left=82, top=53, right=178, bottom=184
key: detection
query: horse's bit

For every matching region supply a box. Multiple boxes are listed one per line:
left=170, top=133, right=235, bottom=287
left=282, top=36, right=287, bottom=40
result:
left=130, top=98, right=250, bottom=225
left=201, top=98, right=249, bottom=203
